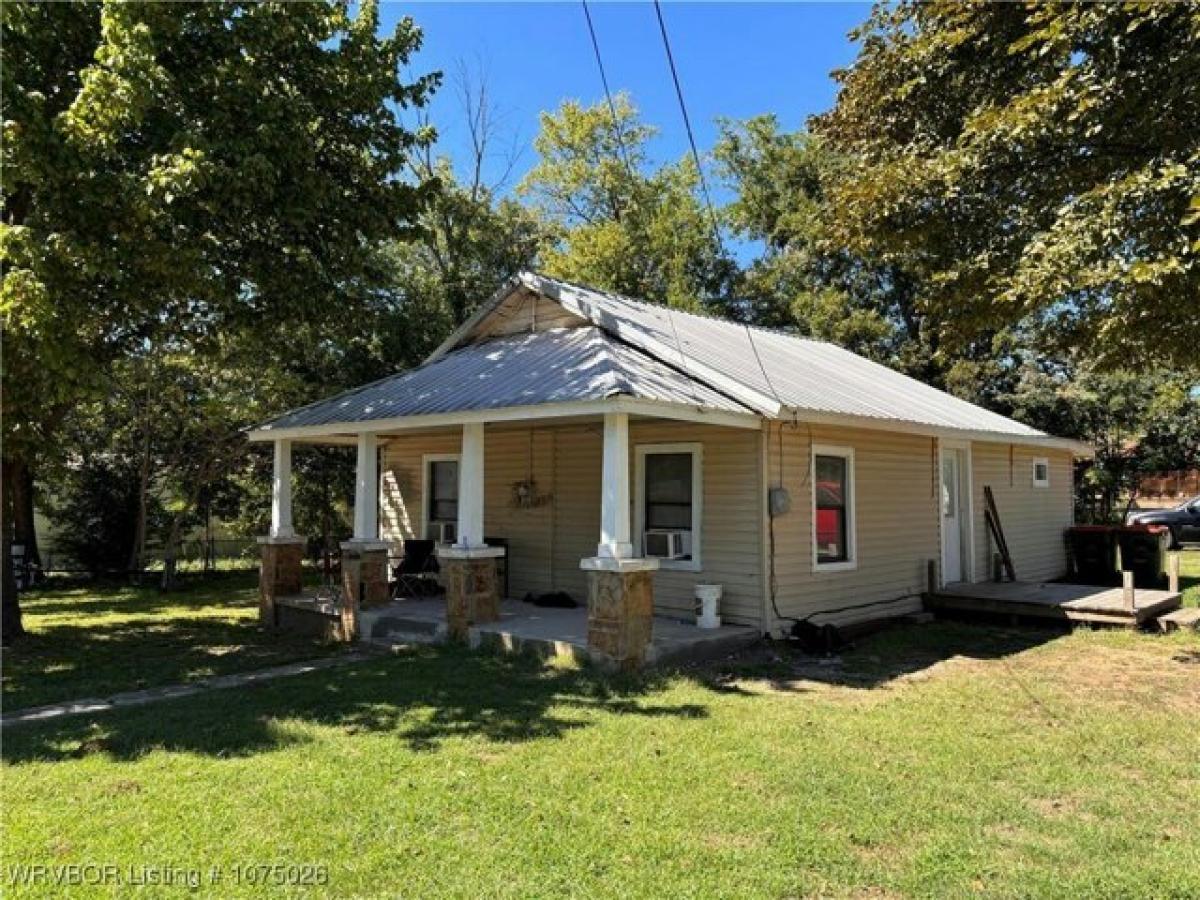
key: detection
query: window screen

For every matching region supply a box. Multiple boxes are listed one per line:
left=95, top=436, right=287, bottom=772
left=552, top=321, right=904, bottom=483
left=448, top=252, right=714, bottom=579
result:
left=429, top=460, right=459, bottom=522
left=815, top=454, right=849, bottom=564
left=645, top=452, right=693, bottom=532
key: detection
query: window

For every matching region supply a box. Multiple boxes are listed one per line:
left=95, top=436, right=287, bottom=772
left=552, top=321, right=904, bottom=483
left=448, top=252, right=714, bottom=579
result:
left=646, top=453, right=693, bottom=531
left=1032, top=458, right=1050, bottom=488
left=813, top=445, right=856, bottom=570
left=635, top=443, right=702, bottom=570
left=423, top=455, right=459, bottom=539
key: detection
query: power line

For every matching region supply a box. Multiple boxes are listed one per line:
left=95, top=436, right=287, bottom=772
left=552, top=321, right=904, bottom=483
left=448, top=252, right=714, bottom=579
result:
left=652, top=0, right=724, bottom=257
left=652, top=0, right=779, bottom=410
left=580, top=0, right=639, bottom=221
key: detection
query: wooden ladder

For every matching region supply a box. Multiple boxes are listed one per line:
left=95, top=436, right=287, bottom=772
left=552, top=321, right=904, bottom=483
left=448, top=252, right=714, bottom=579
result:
left=983, top=485, right=1017, bottom=582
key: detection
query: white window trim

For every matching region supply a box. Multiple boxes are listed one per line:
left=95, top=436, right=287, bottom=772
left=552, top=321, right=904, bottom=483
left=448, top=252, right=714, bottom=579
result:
left=634, top=442, right=703, bottom=572
left=1032, top=457, right=1050, bottom=488
left=421, top=453, right=460, bottom=539
left=811, top=443, right=857, bottom=573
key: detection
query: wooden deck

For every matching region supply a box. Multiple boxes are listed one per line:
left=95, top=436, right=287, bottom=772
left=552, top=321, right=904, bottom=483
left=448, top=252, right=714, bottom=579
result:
left=928, top=580, right=1182, bottom=626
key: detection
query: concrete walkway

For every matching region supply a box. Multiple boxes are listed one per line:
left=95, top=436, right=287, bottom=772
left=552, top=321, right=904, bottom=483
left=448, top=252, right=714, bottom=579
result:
left=2, top=651, right=373, bottom=728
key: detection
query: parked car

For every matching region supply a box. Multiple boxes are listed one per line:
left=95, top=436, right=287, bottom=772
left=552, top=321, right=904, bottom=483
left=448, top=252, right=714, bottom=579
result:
left=1126, top=495, right=1200, bottom=548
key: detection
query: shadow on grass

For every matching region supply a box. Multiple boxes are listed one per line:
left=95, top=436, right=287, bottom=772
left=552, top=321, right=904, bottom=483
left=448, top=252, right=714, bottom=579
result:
left=3, top=620, right=1069, bottom=767
left=4, top=574, right=1086, bottom=767
left=1, top=646, right=704, bottom=764
left=18, top=571, right=262, bottom=619
left=683, top=619, right=1064, bottom=696
left=4, top=574, right=338, bottom=711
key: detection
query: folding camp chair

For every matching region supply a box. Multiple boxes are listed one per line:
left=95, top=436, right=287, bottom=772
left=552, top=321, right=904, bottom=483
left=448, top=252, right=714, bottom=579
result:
left=390, top=540, right=441, bottom=600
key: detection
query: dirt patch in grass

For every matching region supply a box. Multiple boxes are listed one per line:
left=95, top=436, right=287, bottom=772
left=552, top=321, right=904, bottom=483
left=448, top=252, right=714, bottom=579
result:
left=700, top=831, right=764, bottom=851
left=1014, top=643, right=1200, bottom=715
left=690, top=623, right=1200, bottom=723
left=1026, top=795, right=1095, bottom=823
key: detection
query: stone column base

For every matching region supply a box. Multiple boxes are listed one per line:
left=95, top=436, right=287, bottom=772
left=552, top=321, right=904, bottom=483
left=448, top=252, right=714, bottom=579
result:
left=341, top=541, right=390, bottom=611
left=437, top=546, right=504, bottom=641
left=258, top=536, right=305, bottom=628
left=580, top=557, right=659, bottom=670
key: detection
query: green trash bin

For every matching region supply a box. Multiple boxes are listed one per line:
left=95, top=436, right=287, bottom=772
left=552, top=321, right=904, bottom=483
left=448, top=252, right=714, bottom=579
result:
left=1067, top=525, right=1118, bottom=585
left=1116, top=525, right=1168, bottom=589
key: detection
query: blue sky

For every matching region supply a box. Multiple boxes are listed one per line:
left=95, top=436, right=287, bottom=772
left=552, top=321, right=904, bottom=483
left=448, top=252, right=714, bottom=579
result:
left=383, top=2, right=869, bottom=193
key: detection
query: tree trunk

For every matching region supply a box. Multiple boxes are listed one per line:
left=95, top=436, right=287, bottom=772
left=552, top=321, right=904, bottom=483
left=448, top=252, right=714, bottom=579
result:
left=160, top=515, right=183, bottom=592
left=203, top=500, right=213, bottom=573
left=322, top=460, right=332, bottom=559
left=12, top=462, right=40, bottom=574
left=127, top=382, right=153, bottom=575
left=1, top=453, right=27, bottom=643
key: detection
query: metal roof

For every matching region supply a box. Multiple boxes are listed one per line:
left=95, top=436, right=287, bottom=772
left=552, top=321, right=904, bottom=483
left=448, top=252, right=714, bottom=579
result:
left=519, top=273, right=1051, bottom=440
left=256, top=326, right=752, bottom=432
left=257, top=270, right=1084, bottom=450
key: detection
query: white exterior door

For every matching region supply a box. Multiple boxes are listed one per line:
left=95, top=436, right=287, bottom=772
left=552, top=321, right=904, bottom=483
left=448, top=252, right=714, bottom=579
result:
left=940, top=446, right=969, bottom=583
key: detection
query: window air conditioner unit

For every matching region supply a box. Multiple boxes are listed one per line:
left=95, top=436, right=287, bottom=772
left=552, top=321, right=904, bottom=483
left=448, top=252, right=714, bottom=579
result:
left=644, top=530, right=687, bottom=560
left=437, top=521, right=457, bottom=545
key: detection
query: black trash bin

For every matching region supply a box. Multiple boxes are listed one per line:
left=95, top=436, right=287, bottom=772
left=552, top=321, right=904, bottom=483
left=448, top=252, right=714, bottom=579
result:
left=1067, top=525, right=1118, bottom=585
left=1117, top=525, right=1168, bottom=589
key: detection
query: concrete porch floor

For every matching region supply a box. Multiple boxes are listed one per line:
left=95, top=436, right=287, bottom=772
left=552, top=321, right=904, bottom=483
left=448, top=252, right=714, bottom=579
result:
left=358, top=596, right=760, bottom=666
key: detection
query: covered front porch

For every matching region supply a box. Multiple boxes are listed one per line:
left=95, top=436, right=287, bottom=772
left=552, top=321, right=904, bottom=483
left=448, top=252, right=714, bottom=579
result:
left=253, top=397, right=762, bottom=668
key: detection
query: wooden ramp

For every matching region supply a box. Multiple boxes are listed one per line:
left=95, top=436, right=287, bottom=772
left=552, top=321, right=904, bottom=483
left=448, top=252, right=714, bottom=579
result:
left=928, top=580, right=1182, bottom=627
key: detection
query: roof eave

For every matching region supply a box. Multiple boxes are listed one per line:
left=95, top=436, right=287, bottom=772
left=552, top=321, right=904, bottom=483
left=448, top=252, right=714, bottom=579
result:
left=782, top=406, right=1093, bottom=456
left=246, top=396, right=763, bottom=443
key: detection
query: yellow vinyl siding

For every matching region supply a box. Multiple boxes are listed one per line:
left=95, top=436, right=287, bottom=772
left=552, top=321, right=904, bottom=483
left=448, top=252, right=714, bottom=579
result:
left=379, top=431, right=461, bottom=543
left=971, top=444, right=1073, bottom=583
left=766, top=424, right=939, bottom=629
left=629, top=421, right=764, bottom=625
left=380, top=419, right=765, bottom=625
left=542, top=426, right=601, bottom=602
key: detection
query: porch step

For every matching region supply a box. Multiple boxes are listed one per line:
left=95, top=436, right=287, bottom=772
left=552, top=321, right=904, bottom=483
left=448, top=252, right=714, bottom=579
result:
left=359, top=611, right=447, bottom=644
left=1155, top=607, right=1200, bottom=633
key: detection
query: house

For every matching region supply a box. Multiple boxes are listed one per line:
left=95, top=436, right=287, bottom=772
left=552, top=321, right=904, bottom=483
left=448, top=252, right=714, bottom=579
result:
left=249, top=272, right=1089, bottom=665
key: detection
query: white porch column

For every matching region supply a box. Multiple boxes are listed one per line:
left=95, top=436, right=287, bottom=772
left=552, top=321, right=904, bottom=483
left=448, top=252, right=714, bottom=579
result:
left=352, top=432, right=379, bottom=541
left=455, top=422, right=486, bottom=549
left=598, top=411, right=633, bottom=559
left=270, top=439, right=295, bottom=539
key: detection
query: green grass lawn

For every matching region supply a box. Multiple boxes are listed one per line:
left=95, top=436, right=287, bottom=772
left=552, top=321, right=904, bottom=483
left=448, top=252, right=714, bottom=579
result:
left=2, top=572, right=346, bottom=711
left=3, top=554, right=1199, bottom=897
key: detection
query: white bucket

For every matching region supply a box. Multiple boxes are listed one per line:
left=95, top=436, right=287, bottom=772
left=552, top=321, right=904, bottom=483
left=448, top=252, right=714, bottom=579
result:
left=694, top=583, right=723, bottom=629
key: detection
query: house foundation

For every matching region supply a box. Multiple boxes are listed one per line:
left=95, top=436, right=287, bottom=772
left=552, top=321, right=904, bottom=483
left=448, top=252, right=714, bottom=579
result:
left=580, top=557, right=660, bottom=669
left=257, top=536, right=305, bottom=628
left=438, top=546, right=504, bottom=641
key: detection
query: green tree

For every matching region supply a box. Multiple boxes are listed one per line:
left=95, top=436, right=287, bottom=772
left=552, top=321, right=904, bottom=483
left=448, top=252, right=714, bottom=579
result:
left=520, top=95, right=735, bottom=312
left=1006, top=366, right=1199, bottom=522
left=1, top=0, right=436, bottom=638
left=715, top=115, right=1018, bottom=397
left=716, top=116, right=897, bottom=354
left=816, top=2, right=1200, bottom=370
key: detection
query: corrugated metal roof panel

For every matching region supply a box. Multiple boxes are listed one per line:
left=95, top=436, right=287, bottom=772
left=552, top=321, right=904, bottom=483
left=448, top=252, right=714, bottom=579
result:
left=528, top=274, right=1047, bottom=438
left=257, top=326, right=750, bottom=431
